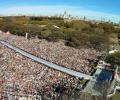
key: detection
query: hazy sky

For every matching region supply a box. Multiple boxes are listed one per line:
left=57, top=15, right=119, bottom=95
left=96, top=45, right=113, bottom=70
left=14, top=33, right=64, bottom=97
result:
left=0, top=0, right=119, bottom=22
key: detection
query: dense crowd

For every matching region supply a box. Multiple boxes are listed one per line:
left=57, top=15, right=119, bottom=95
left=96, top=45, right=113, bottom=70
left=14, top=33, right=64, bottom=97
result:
left=0, top=43, right=79, bottom=99
left=0, top=31, right=100, bottom=74
left=0, top=31, right=100, bottom=99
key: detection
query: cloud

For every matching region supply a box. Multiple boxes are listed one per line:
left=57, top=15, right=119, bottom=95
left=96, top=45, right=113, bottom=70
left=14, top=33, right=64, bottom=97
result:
left=0, top=5, right=119, bottom=22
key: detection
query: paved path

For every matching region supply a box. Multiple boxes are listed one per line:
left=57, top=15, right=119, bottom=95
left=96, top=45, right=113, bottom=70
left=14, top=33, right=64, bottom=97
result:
left=0, top=40, right=91, bottom=80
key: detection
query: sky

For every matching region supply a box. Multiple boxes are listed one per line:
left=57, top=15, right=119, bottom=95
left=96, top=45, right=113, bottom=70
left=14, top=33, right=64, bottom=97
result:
left=0, top=0, right=120, bottom=23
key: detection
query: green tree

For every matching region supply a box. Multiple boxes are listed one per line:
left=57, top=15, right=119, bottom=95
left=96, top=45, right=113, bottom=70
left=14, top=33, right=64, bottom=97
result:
left=105, top=52, right=120, bottom=66
left=89, top=34, right=109, bottom=51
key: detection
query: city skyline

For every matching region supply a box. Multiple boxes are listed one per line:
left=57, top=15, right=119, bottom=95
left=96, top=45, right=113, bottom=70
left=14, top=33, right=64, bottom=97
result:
left=0, top=0, right=119, bottom=23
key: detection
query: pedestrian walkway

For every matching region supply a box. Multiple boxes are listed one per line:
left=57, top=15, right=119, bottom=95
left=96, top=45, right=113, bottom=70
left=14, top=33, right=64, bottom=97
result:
left=0, top=40, right=91, bottom=80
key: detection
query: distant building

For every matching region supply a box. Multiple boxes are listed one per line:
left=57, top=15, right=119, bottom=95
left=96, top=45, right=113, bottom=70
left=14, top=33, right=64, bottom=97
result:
left=63, top=11, right=72, bottom=22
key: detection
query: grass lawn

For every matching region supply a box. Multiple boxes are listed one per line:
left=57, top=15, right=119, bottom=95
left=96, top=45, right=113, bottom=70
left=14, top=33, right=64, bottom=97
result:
left=111, top=92, right=120, bottom=100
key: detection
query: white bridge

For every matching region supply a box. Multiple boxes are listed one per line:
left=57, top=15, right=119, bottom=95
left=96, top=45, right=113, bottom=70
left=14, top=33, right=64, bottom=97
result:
left=0, top=40, right=92, bottom=80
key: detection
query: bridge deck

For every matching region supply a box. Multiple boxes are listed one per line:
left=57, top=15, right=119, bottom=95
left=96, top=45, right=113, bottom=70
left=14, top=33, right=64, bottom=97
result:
left=0, top=40, right=91, bottom=80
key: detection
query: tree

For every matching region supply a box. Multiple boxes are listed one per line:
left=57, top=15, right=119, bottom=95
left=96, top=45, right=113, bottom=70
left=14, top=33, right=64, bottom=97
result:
left=40, top=29, right=51, bottom=39
left=94, top=28, right=104, bottom=34
left=89, top=34, right=110, bottom=51
left=105, top=52, right=120, bottom=66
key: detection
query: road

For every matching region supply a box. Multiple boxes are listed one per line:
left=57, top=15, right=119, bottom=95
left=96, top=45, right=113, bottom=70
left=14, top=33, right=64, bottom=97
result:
left=0, top=40, right=91, bottom=80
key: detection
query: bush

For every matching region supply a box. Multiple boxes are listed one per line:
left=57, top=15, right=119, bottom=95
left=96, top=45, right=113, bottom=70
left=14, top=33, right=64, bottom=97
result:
left=105, top=52, right=120, bottom=66
left=0, top=16, right=118, bottom=51
left=40, top=30, right=51, bottom=39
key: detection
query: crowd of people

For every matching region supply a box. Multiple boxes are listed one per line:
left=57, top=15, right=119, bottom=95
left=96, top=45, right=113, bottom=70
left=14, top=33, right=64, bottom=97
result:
left=0, top=31, right=100, bottom=74
left=0, top=31, right=100, bottom=99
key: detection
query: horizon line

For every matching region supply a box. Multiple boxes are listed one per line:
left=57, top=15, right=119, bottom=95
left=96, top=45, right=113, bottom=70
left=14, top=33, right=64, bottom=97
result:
left=0, top=5, right=119, bottom=23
